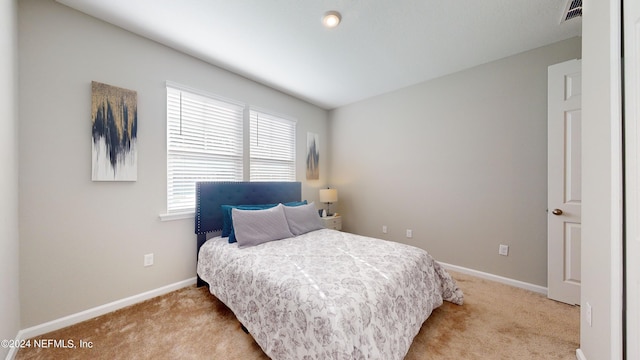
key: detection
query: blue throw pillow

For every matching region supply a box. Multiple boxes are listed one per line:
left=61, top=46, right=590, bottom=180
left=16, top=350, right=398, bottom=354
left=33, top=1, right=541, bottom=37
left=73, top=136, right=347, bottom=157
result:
left=283, top=200, right=308, bottom=207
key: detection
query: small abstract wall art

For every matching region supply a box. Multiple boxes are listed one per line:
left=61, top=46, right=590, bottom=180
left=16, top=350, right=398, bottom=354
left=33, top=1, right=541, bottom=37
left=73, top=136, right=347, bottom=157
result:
left=91, top=81, right=138, bottom=181
left=306, top=132, right=319, bottom=180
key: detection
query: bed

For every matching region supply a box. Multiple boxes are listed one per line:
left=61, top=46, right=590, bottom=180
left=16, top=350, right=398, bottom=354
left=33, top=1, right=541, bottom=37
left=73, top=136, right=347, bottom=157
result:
left=195, top=181, right=463, bottom=360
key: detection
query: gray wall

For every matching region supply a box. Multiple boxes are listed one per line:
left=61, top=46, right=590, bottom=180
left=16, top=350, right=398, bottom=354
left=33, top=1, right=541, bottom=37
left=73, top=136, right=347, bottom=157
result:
left=329, top=37, right=581, bottom=287
left=0, top=0, right=20, bottom=356
left=18, top=0, right=329, bottom=328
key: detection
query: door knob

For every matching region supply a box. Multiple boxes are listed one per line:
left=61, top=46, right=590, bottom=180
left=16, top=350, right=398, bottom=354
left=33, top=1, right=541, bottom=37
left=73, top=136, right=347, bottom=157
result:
left=552, top=209, right=563, bottom=215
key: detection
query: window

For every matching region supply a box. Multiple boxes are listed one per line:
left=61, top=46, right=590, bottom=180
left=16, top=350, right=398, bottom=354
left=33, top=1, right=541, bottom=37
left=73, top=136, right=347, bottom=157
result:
left=165, top=83, right=297, bottom=215
left=249, top=109, right=296, bottom=181
left=166, top=84, right=244, bottom=213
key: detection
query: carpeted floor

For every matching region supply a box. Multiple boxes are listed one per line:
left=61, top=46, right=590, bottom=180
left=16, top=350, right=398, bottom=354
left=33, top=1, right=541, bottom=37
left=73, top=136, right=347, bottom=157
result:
left=15, top=271, right=579, bottom=359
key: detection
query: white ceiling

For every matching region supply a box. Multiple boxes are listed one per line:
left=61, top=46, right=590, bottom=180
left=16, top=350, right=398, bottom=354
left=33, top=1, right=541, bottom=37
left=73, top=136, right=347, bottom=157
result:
left=56, top=0, right=581, bottom=110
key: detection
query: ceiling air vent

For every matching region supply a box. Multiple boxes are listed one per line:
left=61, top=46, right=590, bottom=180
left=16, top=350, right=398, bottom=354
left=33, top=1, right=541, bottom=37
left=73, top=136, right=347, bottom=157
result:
left=561, top=0, right=582, bottom=22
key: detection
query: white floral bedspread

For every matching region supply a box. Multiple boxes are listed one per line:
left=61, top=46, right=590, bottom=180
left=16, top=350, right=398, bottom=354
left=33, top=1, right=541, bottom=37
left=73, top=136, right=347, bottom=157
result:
left=197, top=229, right=463, bottom=360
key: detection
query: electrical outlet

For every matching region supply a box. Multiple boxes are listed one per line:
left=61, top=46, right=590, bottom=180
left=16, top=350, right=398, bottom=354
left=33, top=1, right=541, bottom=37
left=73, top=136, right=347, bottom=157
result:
left=406, top=229, right=413, bottom=238
left=499, top=244, right=509, bottom=256
left=586, top=302, right=592, bottom=327
left=144, top=253, right=154, bottom=267
left=382, top=225, right=388, bottom=234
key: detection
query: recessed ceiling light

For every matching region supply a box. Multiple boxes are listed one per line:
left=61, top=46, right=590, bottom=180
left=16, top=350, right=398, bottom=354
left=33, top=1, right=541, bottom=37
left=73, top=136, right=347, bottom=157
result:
left=322, top=11, right=341, bottom=28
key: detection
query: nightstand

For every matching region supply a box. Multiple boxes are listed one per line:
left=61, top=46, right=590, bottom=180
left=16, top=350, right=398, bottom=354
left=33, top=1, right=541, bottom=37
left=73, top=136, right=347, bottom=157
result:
left=321, top=215, right=342, bottom=230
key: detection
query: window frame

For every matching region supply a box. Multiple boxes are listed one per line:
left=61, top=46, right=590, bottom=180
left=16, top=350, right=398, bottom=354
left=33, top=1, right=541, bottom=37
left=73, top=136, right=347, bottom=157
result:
left=249, top=106, right=297, bottom=182
left=161, top=82, right=297, bottom=220
left=165, top=82, right=245, bottom=215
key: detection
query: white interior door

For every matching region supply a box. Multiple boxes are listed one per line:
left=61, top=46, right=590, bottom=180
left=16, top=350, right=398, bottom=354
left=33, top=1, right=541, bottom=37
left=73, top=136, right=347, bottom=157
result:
left=624, top=0, right=640, bottom=357
left=548, top=59, right=582, bottom=305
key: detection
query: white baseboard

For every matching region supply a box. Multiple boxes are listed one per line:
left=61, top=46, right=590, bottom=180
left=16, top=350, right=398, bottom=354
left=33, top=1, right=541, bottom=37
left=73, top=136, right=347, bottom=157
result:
left=439, top=262, right=548, bottom=295
left=4, top=345, right=17, bottom=360
left=4, top=342, right=19, bottom=360
left=576, top=349, right=587, bottom=360
left=5, top=277, right=197, bottom=360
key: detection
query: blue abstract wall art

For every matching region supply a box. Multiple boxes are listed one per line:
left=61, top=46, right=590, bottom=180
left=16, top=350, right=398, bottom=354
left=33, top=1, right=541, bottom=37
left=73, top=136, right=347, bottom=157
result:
left=91, top=81, right=138, bottom=181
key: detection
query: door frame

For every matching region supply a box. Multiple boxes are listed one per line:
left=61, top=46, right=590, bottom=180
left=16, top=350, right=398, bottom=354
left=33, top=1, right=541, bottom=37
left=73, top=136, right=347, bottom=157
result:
left=624, top=0, right=640, bottom=357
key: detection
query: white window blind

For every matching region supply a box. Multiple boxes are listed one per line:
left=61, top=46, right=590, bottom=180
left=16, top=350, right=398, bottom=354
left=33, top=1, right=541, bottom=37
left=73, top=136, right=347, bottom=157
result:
left=249, top=109, right=296, bottom=181
left=167, top=85, right=244, bottom=213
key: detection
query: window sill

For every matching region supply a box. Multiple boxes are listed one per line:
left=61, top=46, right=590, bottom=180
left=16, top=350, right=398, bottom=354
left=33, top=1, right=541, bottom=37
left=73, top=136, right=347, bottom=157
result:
left=159, top=211, right=194, bottom=222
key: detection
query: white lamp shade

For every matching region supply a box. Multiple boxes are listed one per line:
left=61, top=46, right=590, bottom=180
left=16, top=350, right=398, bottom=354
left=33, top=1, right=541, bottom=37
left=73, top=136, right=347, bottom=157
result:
left=319, top=188, right=338, bottom=203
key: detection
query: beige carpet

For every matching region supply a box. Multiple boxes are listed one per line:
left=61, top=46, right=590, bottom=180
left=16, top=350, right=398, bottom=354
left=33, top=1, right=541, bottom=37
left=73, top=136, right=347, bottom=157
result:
left=16, top=272, right=579, bottom=359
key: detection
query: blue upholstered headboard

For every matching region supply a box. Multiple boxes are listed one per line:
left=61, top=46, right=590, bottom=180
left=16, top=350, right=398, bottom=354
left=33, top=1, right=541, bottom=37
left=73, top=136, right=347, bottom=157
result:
left=194, top=181, right=302, bottom=286
left=195, top=181, right=302, bottom=235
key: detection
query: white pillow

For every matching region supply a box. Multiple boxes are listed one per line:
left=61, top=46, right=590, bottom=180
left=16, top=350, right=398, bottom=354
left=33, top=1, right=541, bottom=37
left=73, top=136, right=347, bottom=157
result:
left=232, top=203, right=294, bottom=248
left=283, top=202, right=324, bottom=236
